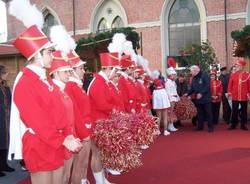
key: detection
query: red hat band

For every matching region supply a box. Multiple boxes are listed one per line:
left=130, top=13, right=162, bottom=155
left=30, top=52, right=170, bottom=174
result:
left=49, top=51, right=72, bottom=75
left=99, top=52, right=119, bottom=67
left=120, top=55, right=133, bottom=68
left=235, top=58, right=246, bottom=66
left=67, top=51, right=82, bottom=67
left=13, top=25, right=51, bottom=60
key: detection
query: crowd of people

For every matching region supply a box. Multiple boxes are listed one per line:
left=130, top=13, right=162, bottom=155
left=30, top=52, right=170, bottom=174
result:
left=1, top=0, right=250, bottom=184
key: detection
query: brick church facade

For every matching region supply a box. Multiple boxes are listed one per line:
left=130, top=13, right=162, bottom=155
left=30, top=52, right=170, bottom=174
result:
left=2, top=0, right=250, bottom=85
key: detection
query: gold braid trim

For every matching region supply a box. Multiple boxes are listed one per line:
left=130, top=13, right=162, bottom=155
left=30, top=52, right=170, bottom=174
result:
left=19, top=36, right=47, bottom=41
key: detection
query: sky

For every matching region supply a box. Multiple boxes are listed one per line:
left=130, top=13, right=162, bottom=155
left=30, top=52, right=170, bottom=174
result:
left=0, top=0, right=7, bottom=43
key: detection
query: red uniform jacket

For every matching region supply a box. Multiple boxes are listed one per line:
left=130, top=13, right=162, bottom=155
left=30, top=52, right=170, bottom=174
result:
left=88, top=73, right=114, bottom=123
left=65, top=81, right=92, bottom=140
left=14, top=68, right=72, bottom=172
left=118, top=75, right=136, bottom=112
left=228, top=71, right=250, bottom=101
left=153, top=79, right=164, bottom=89
left=210, top=79, right=223, bottom=103
left=108, top=82, right=125, bottom=112
left=135, top=80, right=148, bottom=112
left=144, top=81, right=152, bottom=109
left=52, top=81, right=75, bottom=160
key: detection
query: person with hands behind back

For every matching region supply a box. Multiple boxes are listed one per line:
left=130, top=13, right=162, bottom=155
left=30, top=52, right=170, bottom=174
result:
left=227, top=58, right=250, bottom=130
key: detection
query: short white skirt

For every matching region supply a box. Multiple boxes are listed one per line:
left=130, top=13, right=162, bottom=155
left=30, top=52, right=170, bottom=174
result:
left=153, top=89, right=170, bottom=110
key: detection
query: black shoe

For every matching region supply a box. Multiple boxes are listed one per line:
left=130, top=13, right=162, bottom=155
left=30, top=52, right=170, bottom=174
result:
left=2, top=166, right=15, bottom=172
left=194, top=128, right=203, bottom=131
left=0, top=171, right=5, bottom=177
left=241, top=126, right=248, bottom=131
left=228, top=126, right=236, bottom=130
left=208, top=128, right=214, bottom=133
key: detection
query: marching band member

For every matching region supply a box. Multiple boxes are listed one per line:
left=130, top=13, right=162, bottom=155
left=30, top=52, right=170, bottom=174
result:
left=88, top=52, right=119, bottom=184
left=210, top=70, right=222, bottom=125
left=228, top=58, right=250, bottom=130
left=117, top=55, right=137, bottom=113
left=134, top=66, right=148, bottom=112
left=65, top=51, right=92, bottom=184
left=8, top=1, right=81, bottom=183
left=49, top=51, right=79, bottom=184
left=165, top=67, right=179, bottom=132
left=152, top=70, right=171, bottom=136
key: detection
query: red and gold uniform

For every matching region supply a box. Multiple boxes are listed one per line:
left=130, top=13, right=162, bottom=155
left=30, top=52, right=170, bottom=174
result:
left=228, top=71, right=250, bottom=101
left=210, top=79, right=223, bottom=103
left=228, top=58, right=250, bottom=129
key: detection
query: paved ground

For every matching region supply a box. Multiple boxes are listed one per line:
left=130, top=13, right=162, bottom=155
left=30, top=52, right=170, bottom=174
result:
left=0, top=160, right=28, bottom=184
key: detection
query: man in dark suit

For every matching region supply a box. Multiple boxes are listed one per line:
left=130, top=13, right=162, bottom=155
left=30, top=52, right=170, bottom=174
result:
left=186, top=65, right=213, bottom=132
left=219, top=67, right=231, bottom=124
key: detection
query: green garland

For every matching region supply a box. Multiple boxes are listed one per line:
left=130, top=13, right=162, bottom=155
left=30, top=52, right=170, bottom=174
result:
left=173, top=41, right=217, bottom=73
left=75, top=27, right=140, bottom=53
left=231, top=25, right=250, bottom=57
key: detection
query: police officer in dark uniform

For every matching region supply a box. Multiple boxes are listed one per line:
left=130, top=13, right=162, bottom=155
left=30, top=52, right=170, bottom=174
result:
left=187, top=65, right=213, bottom=132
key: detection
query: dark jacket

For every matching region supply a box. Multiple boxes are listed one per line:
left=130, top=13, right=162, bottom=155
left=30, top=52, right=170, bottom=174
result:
left=219, top=73, right=230, bottom=94
left=176, top=79, right=189, bottom=96
left=188, top=71, right=211, bottom=104
left=0, top=80, right=11, bottom=150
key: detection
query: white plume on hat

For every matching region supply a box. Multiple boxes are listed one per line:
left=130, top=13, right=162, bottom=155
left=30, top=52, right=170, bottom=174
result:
left=137, top=55, right=152, bottom=76
left=9, top=0, right=44, bottom=29
left=50, top=25, right=76, bottom=55
left=122, top=41, right=133, bottom=55
left=108, top=33, right=127, bottom=59
left=166, top=67, right=177, bottom=75
left=112, top=33, right=126, bottom=45
left=151, top=70, right=160, bottom=80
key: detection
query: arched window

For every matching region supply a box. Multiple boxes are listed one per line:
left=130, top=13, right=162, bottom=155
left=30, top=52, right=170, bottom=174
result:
left=91, top=0, right=127, bottom=33
left=111, top=16, right=124, bottom=29
left=42, top=10, right=58, bottom=36
left=97, top=18, right=108, bottom=33
left=168, top=0, right=200, bottom=56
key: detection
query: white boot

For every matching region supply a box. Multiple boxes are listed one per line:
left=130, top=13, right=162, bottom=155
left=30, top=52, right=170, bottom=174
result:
left=164, top=130, right=170, bottom=136
left=107, top=168, right=121, bottom=175
left=81, top=179, right=90, bottom=184
left=168, top=123, right=178, bottom=132
left=102, top=170, right=113, bottom=184
left=140, top=145, right=149, bottom=150
left=93, top=171, right=105, bottom=184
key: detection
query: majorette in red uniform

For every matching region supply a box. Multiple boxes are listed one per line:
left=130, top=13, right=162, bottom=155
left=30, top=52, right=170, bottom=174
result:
left=144, top=75, right=153, bottom=110
left=87, top=52, right=119, bottom=183
left=117, top=55, right=138, bottom=113
left=9, top=25, right=81, bottom=177
left=87, top=53, right=119, bottom=122
left=64, top=51, right=92, bottom=184
left=108, top=80, right=125, bottom=112
left=49, top=51, right=79, bottom=184
left=210, top=70, right=222, bottom=125
left=228, top=58, right=250, bottom=130
left=134, top=66, right=148, bottom=112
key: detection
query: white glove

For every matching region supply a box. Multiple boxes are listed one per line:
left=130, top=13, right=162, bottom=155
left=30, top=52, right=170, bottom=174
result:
left=63, top=135, right=82, bottom=152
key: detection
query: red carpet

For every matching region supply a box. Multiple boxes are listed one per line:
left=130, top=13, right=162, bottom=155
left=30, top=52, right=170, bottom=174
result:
left=19, top=123, right=250, bottom=184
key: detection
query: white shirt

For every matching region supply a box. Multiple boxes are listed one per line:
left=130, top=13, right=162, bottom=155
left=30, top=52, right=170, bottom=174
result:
left=165, top=78, right=180, bottom=102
